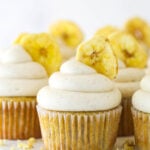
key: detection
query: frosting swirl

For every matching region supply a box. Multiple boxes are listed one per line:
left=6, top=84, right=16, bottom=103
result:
left=115, top=60, right=145, bottom=97
left=0, top=45, right=48, bottom=96
left=37, top=58, right=121, bottom=111
left=132, top=69, right=150, bottom=113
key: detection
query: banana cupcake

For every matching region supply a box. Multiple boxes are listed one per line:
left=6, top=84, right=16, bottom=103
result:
left=49, top=20, right=84, bottom=61
left=109, top=32, right=147, bottom=136
left=37, top=36, right=122, bottom=150
left=0, top=45, right=48, bottom=139
left=115, top=60, right=145, bottom=136
left=132, top=70, right=150, bottom=150
left=0, top=33, right=62, bottom=139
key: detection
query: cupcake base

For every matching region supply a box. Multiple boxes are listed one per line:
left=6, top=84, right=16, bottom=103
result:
left=118, top=97, right=134, bottom=136
left=37, top=105, right=122, bottom=150
left=0, top=97, right=41, bottom=139
left=132, top=107, right=150, bottom=150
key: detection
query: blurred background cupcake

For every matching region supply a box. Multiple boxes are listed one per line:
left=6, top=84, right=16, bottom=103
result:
left=110, top=32, right=147, bottom=136
left=37, top=36, right=122, bottom=150
left=49, top=20, right=84, bottom=62
left=94, top=27, right=147, bottom=136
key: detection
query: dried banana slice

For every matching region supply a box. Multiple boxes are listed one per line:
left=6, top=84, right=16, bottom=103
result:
left=110, top=31, right=147, bottom=68
left=95, top=25, right=119, bottom=37
left=76, top=36, right=118, bottom=79
left=49, top=20, right=84, bottom=48
left=15, top=33, right=62, bottom=75
left=125, top=17, right=150, bottom=48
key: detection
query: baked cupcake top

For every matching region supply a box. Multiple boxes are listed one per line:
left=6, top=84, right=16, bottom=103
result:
left=0, top=45, right=48, bottom=96
left=132, top=70, right=150, bottom=113
left=37, top=58, right=121, bottom=111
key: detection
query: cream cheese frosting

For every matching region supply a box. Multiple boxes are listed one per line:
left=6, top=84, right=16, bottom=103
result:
left=115, top=60, right=145, bottom=97
left=0, top=45, right=48, bottom=96
left=37, top=58, right=121, bottom=111
left=132, top=69, right=150, bottom=113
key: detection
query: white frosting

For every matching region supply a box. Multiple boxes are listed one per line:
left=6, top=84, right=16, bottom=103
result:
left=132, top=74, right=150, bottom=113
left=115, top=60, right=145, bottom=97
left=147, top=58, right=150, bottom=67
left=37, top=58, right=121, bottom=111
left=115, top=68, right=145, bottom=82
left=0, top=45, right=48, bottom=96
left=118, top=59, right=126, bottom=69
left=57, top=39, right=76, bottom=61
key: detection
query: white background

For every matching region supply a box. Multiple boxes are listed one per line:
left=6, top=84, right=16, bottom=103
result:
left=0, top=0, right=150, bottom=48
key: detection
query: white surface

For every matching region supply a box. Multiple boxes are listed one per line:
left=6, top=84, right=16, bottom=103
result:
left=0, top=0, right=150, bottom=49
left=0, top=139, right=44, bottom=150
left=0, top=137, right=135, bottom=150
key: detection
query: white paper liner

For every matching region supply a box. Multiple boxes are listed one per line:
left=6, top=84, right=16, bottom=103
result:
left=37, top=105, right=122, bottom=150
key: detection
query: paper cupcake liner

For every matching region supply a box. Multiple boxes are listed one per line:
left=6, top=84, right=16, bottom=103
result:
left=0, top=97, right=41, bottom=139
left=37, top=105, right=122, bottom=150
left=118, top=97, right=134, bottom=136
left=132, top=107, right=150, bottom=150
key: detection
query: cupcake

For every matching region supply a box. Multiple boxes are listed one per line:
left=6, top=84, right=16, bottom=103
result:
left=94, top=28, right=147, bottom=136
left=105, top=31, right=147, bottom=136
left=132, top=71, right=150, bottom=149
left=37, top=36, right=122, bottom=150
left=0, top=45, right=48, bottom=139
left=0, top=33, right=62, bottom=139
left=49, top=20, right=84, bottom=61
left=115, top=60, right=145, bottom=136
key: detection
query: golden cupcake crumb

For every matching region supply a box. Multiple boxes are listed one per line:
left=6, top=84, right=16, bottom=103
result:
left=16, top=138, right=36, bottom=149
left=123, top=140, right=135, bottom=150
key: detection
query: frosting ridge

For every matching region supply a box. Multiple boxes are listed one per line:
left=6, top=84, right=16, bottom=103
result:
left=115, top=60, right=145, bottom=97
left=132, top=74, right=150, bottom=113
left=0, top=45, right=48, bottom=96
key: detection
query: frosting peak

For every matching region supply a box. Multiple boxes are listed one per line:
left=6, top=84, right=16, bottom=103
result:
left=1, top=45, right=32, bottom=64
left=0, top=45, right=48, bottom=96
left=60, top=58, right=96, bottom=74
left=38, top=59, right=121, bottom=111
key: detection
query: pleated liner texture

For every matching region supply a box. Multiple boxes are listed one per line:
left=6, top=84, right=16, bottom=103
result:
left=118, top=97, right=134, bottom=136
left=0, top=97, right=41, bottom=139
left=37, top=105, right=122, bottom=150
left=132, top=107, right=150, bottom=150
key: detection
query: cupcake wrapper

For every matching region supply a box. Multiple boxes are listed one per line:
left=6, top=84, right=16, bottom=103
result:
left=118, top=97, right=134, bottom=136
left=132, top=107, right=150, bottom=150
left=37, top=106, right=122, bottom=150
left=0, top=97, right=41, bottom=139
